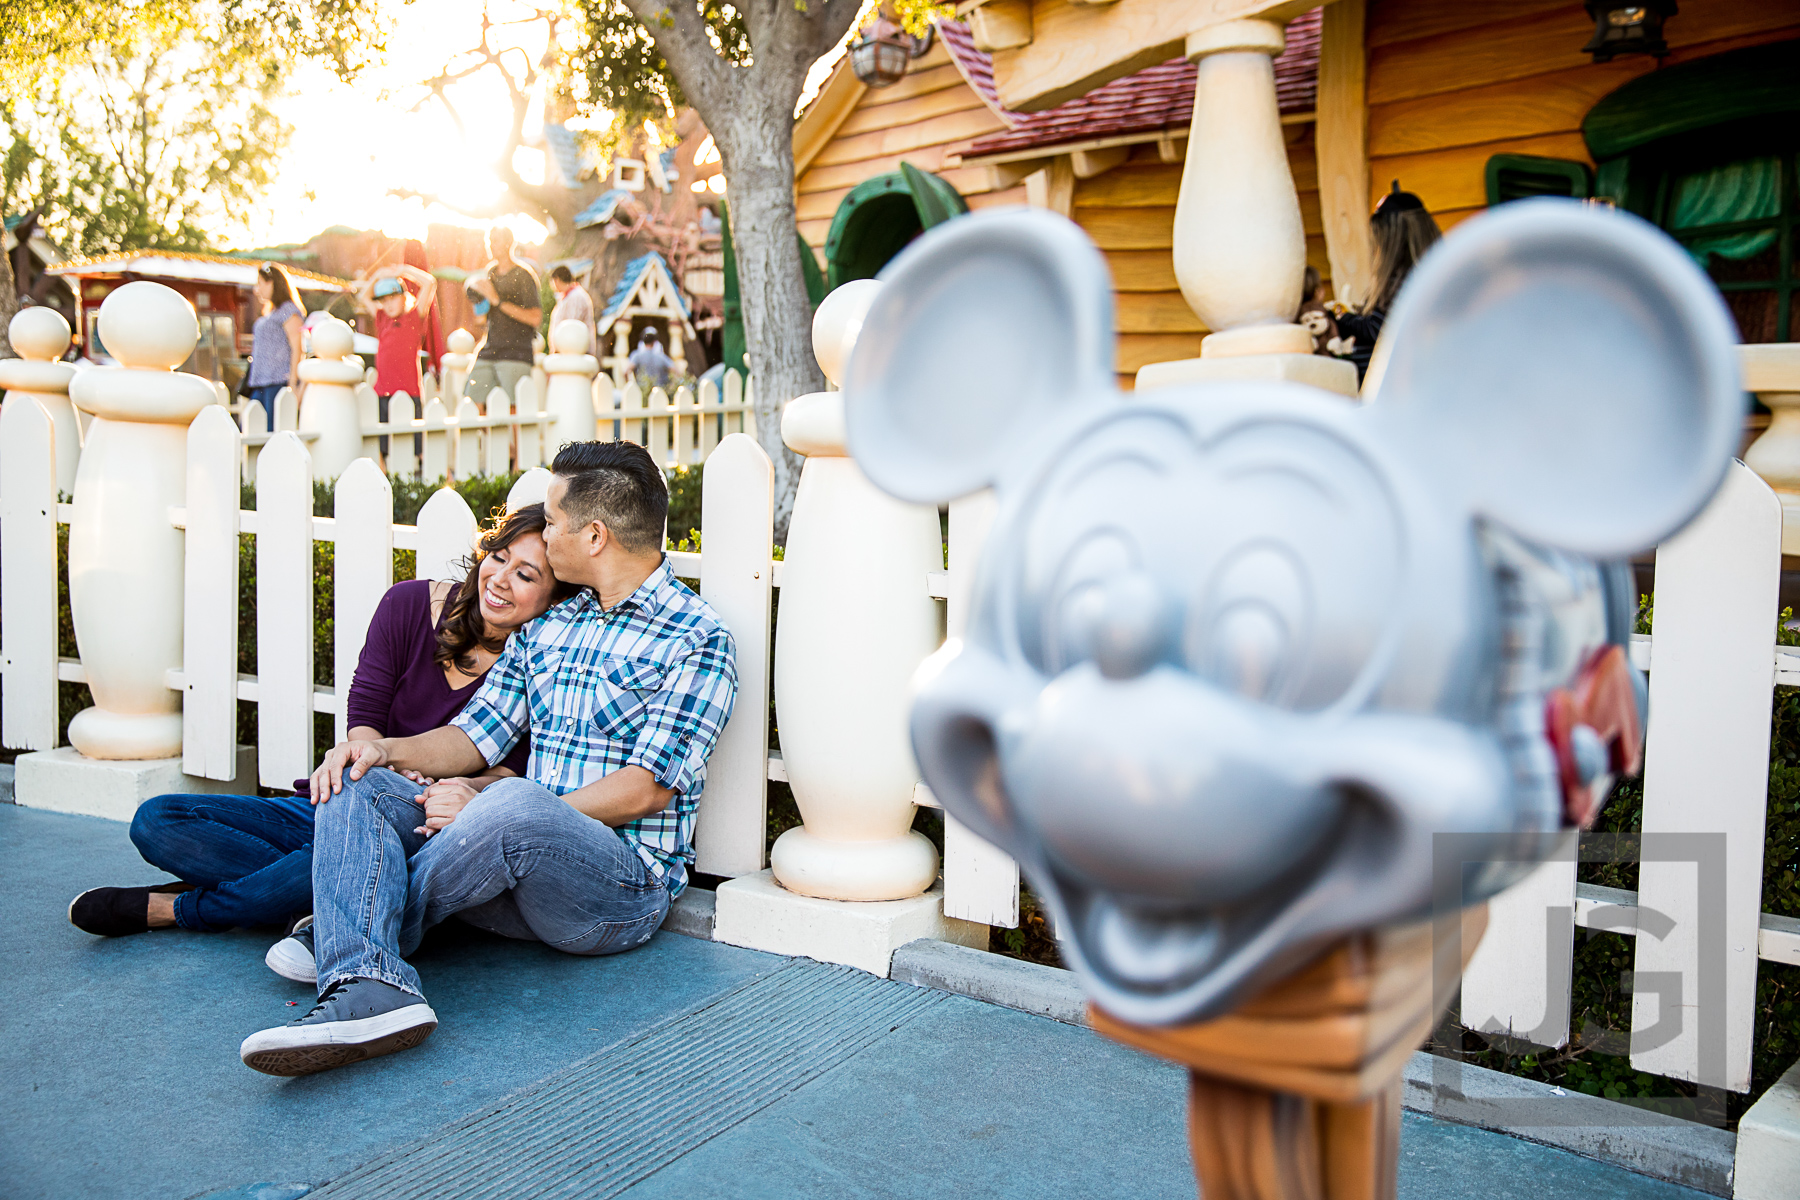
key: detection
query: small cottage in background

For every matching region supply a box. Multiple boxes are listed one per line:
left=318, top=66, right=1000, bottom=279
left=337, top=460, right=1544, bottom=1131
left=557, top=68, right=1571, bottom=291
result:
left=46, top=250, right=352, bottom=389
left=596, top=251, right=698, bottom=383
left=4, top=211, right=75, bottom=323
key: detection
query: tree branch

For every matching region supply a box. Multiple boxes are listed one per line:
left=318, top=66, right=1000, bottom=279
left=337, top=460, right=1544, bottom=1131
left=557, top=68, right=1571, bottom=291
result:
left=618, top=0, right=731, bottom=114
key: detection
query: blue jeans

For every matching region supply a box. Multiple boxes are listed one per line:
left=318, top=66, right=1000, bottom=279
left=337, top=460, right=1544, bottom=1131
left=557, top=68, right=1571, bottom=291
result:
left=242, top=382, right=285, bottom=409
left=311, top=771, right=671, bottom=998
left=130, top=792, right=316, bottom=931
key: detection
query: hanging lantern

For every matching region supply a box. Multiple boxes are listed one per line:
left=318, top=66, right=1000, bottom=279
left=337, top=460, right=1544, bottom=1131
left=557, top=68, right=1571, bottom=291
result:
left=1581, top=2, right=1677, bottom=62
left=851, top=18, right=922, bottom=88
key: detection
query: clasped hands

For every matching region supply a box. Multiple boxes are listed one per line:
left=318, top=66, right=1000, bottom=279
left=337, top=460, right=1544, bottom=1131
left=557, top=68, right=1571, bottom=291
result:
left=309, top=738, right=481, bottom=838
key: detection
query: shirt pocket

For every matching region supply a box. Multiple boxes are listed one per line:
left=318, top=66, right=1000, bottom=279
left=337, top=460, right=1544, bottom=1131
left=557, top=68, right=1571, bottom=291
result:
left=528, top=648, right=568, bottom=730
left=589, top=658, right=667, bottom=739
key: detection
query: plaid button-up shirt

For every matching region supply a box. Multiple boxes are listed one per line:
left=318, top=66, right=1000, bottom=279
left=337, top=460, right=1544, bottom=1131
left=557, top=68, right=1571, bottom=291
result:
left=451, top=559, right=737, bottom=896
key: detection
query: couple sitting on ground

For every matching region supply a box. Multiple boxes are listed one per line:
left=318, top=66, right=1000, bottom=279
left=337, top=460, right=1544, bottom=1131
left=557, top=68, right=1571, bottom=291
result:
left=67, top=441, right=738, bottom=1077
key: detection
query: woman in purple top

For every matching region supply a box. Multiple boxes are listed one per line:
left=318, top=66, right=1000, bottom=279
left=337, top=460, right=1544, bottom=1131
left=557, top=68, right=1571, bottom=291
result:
left=67, top=504, right=573, bottom=938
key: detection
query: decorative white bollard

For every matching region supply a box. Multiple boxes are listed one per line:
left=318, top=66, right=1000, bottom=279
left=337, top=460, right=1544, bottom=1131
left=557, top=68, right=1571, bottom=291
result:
left=0, top=308, right=80, bottom=494
left=1739, top=344, right=1800, bottom=553
left=714, top=280, right=987, bottom=973
left=64, top=283, right=212, bottom=759
left=1136, top=17, right=1356, bottom=396
left=297, top=317, right=367, bottom=481
left=441, top=328, right=475, bottom=405
left=543, top=319, right=599, bottom=455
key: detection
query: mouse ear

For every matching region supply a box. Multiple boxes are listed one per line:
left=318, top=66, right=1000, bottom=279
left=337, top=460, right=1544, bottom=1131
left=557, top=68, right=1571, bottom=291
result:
left=844, top=208, right=1115, bottom=504
left=1368, top=200, right=1743, bottom=557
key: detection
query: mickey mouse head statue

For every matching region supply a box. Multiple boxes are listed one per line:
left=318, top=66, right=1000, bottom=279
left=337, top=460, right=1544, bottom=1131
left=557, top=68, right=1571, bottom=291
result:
left=843, top=201, right=1742, bottom=1028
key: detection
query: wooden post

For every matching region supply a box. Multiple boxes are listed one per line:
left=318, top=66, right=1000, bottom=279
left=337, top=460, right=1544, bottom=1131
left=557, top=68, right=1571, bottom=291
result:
left=1316, top=0, right=1373, bottom=310
left=1092, top=908, right=1488, bottom=1200
left=255, top=432, right=315, bottom=789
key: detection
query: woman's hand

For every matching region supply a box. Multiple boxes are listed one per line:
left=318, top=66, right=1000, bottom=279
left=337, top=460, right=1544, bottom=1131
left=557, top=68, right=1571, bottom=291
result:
left=311, top=739, right=390, bottom=804
left=415, top=777, right=481, bottom=836
left=398, top=768, right=438, bottom=786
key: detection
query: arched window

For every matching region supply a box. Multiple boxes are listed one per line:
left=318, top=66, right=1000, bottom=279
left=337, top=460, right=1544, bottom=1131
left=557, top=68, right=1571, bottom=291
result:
left=824, top=163, right=969, bottom=290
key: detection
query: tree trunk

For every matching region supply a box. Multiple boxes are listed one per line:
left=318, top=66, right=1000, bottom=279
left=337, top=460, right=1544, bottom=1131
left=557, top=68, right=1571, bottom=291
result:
left=0, top=244, right=18, bottom=357
left=709, top=107, right=821, bottom=543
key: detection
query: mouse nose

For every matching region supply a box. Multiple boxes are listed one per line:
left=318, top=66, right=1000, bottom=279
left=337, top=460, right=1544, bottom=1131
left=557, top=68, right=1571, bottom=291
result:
left=1092, top=571, right=1179, bottom=680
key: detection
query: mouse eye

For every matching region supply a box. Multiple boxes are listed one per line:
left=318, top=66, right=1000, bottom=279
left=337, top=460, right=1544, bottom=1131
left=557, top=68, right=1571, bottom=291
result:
left=1037, top=530, right=1138, bottom=674
left=1189, top=545, right=1307, bottom=704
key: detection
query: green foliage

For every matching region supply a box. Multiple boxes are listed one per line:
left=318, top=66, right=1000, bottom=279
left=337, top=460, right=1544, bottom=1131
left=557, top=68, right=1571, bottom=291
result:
left=572, top=0, right=749, bottom=130
left=667, top=462, right=702, bottom=542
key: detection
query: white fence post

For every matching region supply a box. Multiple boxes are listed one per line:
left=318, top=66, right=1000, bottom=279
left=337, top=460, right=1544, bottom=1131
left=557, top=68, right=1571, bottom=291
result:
left=647, top=386, right=670, bottom=466
left=485, top=385, right=511, bottom=476
left=273, top=386, right=297, bottom=433
left=1461, top=841, right=1578, bottom=1049
left=695, top=433, right=774, bottom=878
left=1632, top=461, right=1781, bottom=1092
left=698, top=377, right=721, bottom=460
left=240, top=401, right=268, bottom=486
left=255, top=432, right=316, bottom=789
left=454, top=398, right=481, bottom=478
left=356, top=382, right=381, bottom=463
left=413, top=487, right=478, bottom=582
left=420, top=399, right=448, bottom=481
left=515, top=377, right=542, bottom=470
left=0, top=396, right=60, bottom=751
left=723, top=370, right=744, bottom=436
left=942, top=489, right=1020, bottom=928
left=390, top=393, right=418, bottom=479
left=673, top=384, right=696, bottom=466
left=620, top=381, right=645, bottom=446
left=181, top=406, right=242, bottom=780
left=507, top=467, right=553, bottom=509
left=333, top=460, right=394, bottom=744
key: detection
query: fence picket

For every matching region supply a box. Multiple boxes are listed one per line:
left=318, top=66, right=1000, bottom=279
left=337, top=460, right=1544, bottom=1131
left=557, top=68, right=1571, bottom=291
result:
left=507, top=467, right=553, bottom=509
left=180, top=406, right=242, bottom=779
left=333, top=460, right=394, bottom=744
left=698, top=378, right=721, bottom=460
left=255, top=433, right=316, bottom=788
left=1461, top=848, right=1577, bottom=1049
left=454, top=398, right=481, bottom=478
left=273, top=387, right=297, bottom=433
left=620, top=381, right=644, bottom=446
left=942, top=490, right=1020, bottom=928
left=420, top=399, right=448, bottom=481
left=673, top=385, right=695, bottom=466
left=515, top=377, right=542, bottom=470
left=240, top=401, right=268, bottom=485
left=647, top=386, right=670, bottom=466
left=484, top=385, right=511, bottom=476
left=593, top=378, right=616, bottom=443
left=723, top=370, right=743, bottom=437
left=413, top=486, right=478, bottom=582
left=356, top=383, right=381, bottom=462
left=389, top=393, right=418, bottom=479
left=1632, top=462, right=1781, bottom=1092
left=695, top=433, right=774, bottom=877
left=0, top=396, right=60, bottom=751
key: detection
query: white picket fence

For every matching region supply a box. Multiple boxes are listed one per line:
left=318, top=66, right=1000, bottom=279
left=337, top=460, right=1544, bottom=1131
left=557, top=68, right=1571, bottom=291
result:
left=7, top=391, right=1798, bottom=1098
left=0, top=399, right=1012, bottom=924
left=239, top=369, right=755, bottom=485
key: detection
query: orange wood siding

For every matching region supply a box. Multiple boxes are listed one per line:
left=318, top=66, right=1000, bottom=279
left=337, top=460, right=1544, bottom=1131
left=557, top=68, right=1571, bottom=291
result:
left=795, top=44, right=1013, bottom=264
left=1073, top=130, right=1326, bottom=389
left=1366, top=0, right=1800, bottom=227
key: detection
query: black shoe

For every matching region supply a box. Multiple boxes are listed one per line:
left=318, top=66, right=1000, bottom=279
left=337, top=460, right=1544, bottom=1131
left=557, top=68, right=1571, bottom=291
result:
left=67, top=881, right=195, bottom=936
left=239, top=978, right=437, bottom=1077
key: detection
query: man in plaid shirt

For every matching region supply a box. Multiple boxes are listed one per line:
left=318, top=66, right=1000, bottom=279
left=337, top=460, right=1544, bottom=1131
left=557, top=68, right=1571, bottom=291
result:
left=240, top=441, right=737, bottom=1077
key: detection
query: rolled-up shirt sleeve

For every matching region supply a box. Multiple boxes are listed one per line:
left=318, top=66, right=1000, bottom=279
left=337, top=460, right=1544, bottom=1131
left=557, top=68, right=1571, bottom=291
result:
left=626, top=628, right=738, bottom=798
left=452, top=635, right=531, bottom=768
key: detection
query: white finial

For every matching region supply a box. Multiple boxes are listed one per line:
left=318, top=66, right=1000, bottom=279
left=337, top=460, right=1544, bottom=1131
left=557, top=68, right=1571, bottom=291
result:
left=97, top=282, right=198, bottom=371
left=550, top=319, right=591, bottom=355
left=812, top=279, right=882, bottom=387
left=9, top=307, right=71, bottom=362
left=310, top=317, right=354, bottom=360
left=447, top=328, right=476, bottom=355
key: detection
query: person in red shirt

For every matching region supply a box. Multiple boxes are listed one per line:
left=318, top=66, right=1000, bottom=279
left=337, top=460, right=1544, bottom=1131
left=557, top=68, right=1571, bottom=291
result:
left=356, top=263, right=438, bottom=462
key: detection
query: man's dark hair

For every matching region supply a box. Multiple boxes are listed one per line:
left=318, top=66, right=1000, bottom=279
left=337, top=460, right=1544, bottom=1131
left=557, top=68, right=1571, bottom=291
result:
left=551, top=441, right=667, bottom=554
left=550, top=265, right=574, bottom=284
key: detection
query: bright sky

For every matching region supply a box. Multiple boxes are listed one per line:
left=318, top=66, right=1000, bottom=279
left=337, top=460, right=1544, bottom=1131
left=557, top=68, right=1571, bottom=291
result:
left=243, top=0, right=856, bottom=251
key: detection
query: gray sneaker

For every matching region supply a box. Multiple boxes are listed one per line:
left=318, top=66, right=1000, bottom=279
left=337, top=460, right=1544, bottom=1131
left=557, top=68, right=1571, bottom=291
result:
left=240, top=978, right=437, bottom=1076
left=265, top=916, right=316, bottom=984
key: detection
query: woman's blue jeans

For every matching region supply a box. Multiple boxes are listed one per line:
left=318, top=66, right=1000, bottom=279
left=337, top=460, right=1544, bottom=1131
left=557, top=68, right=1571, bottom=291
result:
left=311, top=770, right=671, bottom=999
left=130, top=792, right=316, bottom=931
left=241, top=382, right=285, bottom=409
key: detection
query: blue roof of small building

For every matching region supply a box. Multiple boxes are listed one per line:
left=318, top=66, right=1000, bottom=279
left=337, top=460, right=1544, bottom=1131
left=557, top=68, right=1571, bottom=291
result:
left=599, top=251, right=692, bottom=325
left=543, top=123, right=598, bottom=190
left=573, top=189, right=631, bottom=230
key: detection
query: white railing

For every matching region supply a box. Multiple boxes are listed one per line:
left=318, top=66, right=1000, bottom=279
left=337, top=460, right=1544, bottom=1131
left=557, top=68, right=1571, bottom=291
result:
left=238, top=369, right=756, bottom=485
left=0, top=400, right=1010, bottom=921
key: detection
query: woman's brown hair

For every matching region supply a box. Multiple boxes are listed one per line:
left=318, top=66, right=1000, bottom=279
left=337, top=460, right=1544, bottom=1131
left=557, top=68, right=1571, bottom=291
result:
left=258, top=262, right=297, bottom=312
left=434, top=502, right=574, bottom=672
left=1364, top=199, right=1442, bottom=316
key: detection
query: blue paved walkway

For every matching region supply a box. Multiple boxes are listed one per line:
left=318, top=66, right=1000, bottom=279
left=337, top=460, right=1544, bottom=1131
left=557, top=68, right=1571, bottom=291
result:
left=1, top=804, right=1706, bottom=1200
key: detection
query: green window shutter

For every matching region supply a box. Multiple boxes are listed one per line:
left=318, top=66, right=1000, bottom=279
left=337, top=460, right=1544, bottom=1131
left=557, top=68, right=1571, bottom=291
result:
left=900, top=161, right=969, bottom=230
left=1485, top=154, right=1593, bottom=206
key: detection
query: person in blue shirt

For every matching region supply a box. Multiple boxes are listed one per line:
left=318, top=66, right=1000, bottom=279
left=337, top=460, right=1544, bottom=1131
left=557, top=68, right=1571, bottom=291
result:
left=238, top=440, right=738, bottom=1077
left=627, top=331, right=677, bottom=389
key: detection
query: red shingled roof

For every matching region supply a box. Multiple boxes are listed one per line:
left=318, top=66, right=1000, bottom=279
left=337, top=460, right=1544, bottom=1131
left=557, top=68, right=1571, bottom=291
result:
left=945, top=8, right=1320, bottom=160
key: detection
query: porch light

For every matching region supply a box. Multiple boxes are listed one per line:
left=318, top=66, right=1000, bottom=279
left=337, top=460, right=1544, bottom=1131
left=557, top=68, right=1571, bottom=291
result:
left=1581, top=2, right=1677, bottom=62
left=851, top=18, right=930, bottom=88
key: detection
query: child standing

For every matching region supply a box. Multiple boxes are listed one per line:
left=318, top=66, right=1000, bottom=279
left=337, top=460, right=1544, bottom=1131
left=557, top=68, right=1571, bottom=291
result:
left=356, top=263, right=438, bottom=459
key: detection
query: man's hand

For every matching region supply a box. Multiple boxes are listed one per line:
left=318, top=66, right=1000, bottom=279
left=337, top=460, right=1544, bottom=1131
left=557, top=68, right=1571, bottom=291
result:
left=311, top=739, right=389, bottom=805
left=472, top=276, right=498, bottom=303
left=415, top=777, right=481, bottom=836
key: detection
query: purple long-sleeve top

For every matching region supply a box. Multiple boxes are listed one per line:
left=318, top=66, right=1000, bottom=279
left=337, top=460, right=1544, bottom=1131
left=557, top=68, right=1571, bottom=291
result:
left=294, top=579, right=531, bottom=792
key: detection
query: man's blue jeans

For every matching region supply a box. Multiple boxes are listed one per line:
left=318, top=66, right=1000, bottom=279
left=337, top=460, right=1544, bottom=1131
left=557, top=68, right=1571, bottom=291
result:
left=311, top=770, right=671, bottom=998
left=131, top=792, right=315, bottom=931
